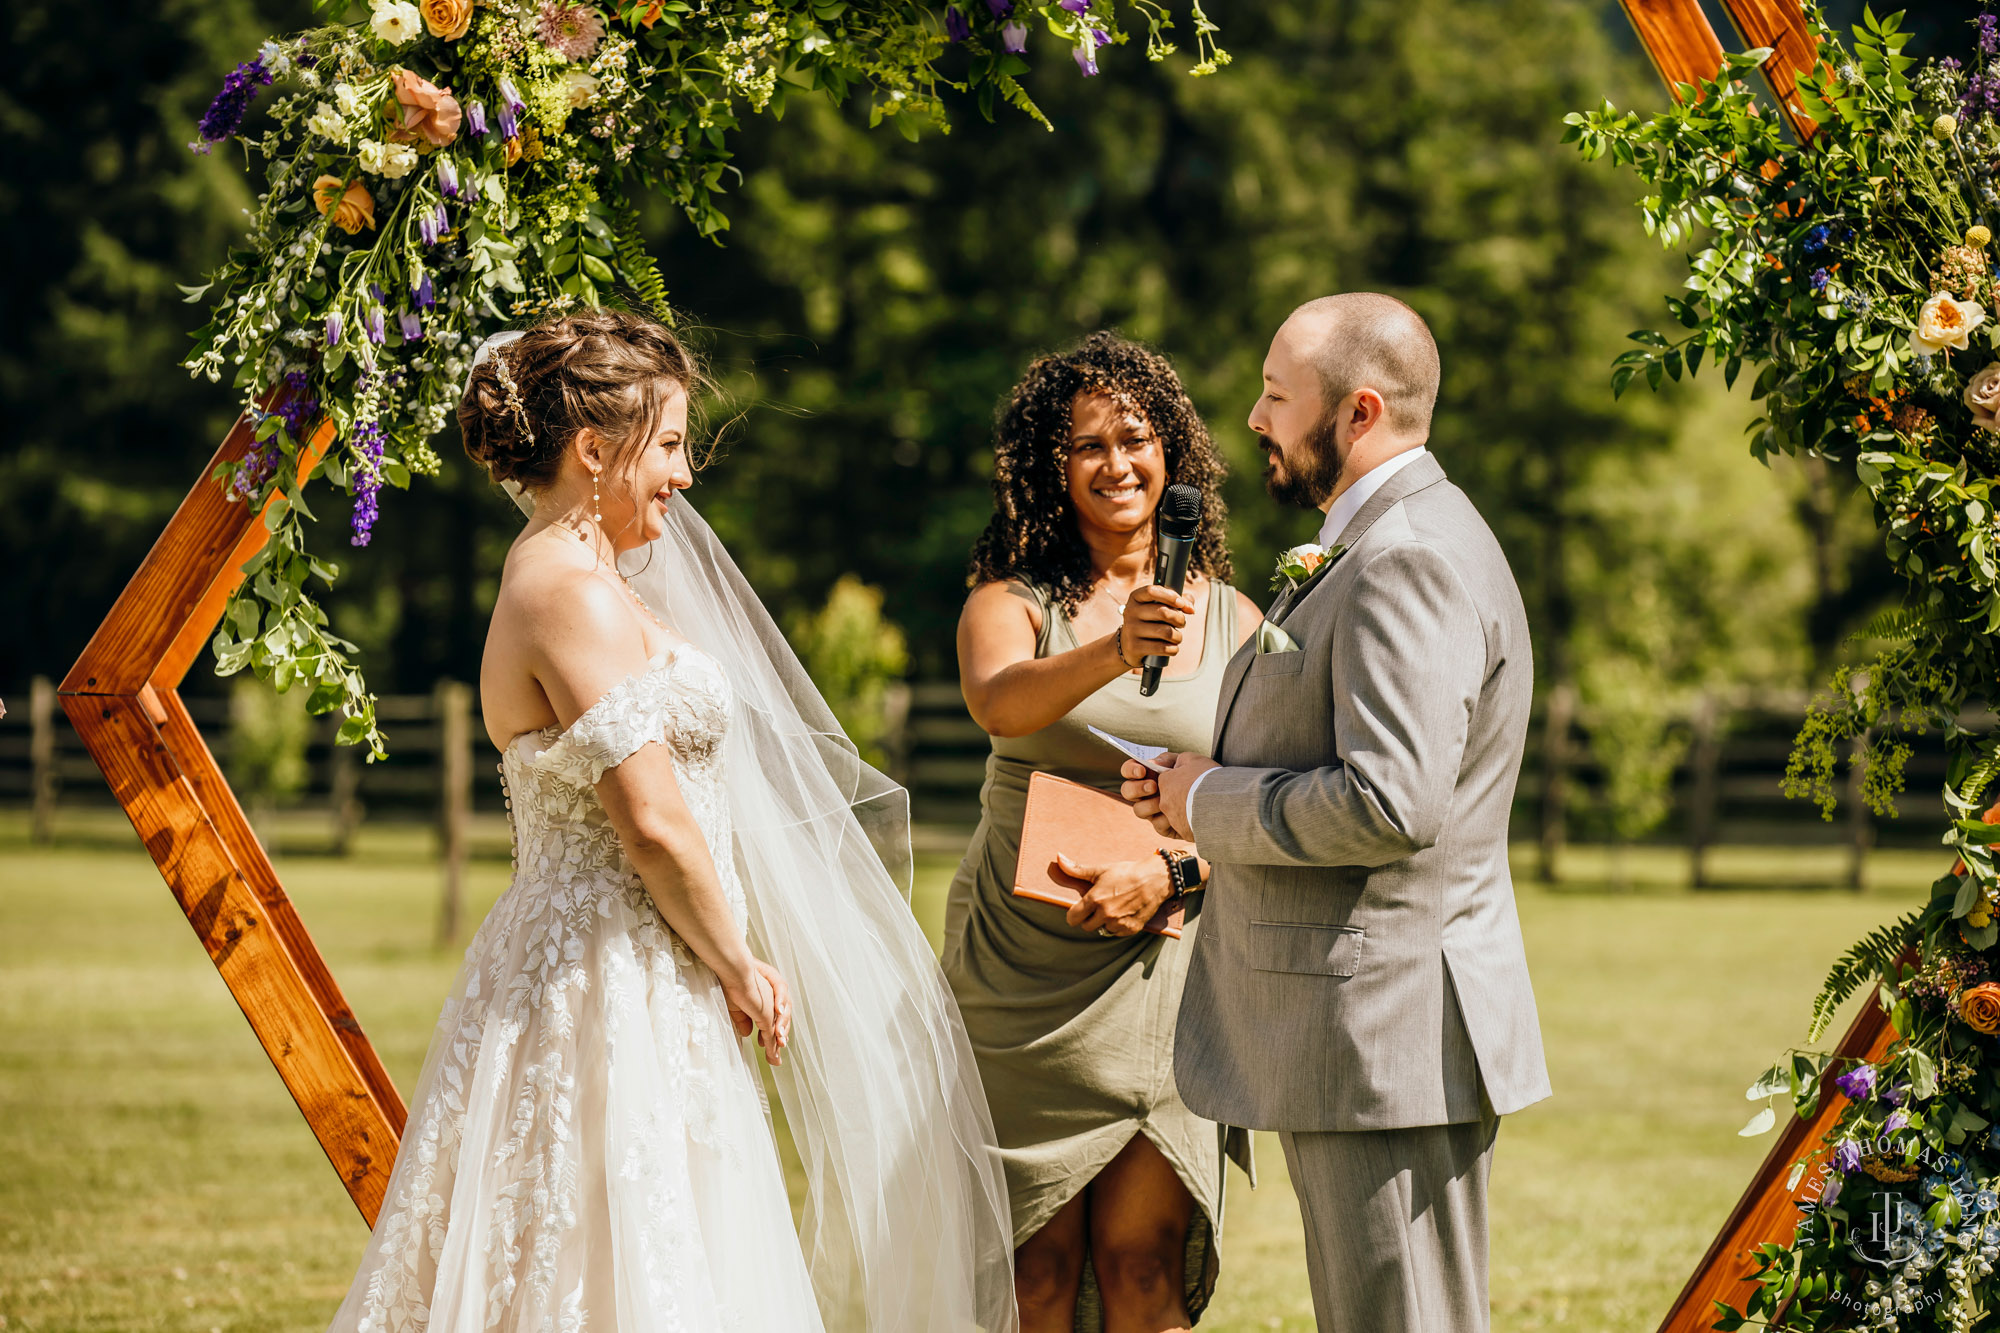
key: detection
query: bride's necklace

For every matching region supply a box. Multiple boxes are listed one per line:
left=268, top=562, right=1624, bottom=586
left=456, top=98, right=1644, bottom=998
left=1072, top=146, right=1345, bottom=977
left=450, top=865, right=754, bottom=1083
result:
left=556, top=515, right=667, bottom=632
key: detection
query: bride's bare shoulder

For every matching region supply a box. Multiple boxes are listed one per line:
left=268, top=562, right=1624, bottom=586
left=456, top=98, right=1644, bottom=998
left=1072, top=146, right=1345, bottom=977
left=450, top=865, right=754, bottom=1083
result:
left=491, top=538, right=641, bottom=657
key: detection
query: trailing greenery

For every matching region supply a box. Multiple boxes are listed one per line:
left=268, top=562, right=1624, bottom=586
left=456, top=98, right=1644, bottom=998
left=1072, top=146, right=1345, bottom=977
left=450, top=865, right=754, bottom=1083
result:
left=1572, top=6, right=2000, bottom=1327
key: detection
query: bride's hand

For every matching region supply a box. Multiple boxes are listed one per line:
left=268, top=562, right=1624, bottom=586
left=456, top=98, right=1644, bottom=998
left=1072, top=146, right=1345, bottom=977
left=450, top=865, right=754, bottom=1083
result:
left=724, top=959, right=792, bottom=1067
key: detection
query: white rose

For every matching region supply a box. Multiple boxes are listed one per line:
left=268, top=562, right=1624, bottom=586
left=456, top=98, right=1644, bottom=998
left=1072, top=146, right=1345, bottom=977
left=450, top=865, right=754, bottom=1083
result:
left=1967, top=362, right=2000, bottom=430
left=1912, top=292, right=1987, bottom=354
left=333, top=82, right=364, bottom=116
left=306, top=102, right=348, bottom=142
left=370, top=0, right=424, bottom=44
left=358, top=138, right=386, bottom=173
left=380, top=142, right=418, bottom=178
left=563, top=70, right=601, bottom=108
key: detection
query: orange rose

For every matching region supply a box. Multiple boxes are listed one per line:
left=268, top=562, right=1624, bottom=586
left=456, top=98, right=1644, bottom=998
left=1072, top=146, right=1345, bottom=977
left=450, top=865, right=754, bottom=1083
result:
left=1960, top=982, right=2000, bottom=1034
left=634, top=0, right=665, bottom=25
left=311, top=176, right=376, bottom=235
left=419, top=0, right=472, bottom=39
left=387, top=68, right=462, bottom=148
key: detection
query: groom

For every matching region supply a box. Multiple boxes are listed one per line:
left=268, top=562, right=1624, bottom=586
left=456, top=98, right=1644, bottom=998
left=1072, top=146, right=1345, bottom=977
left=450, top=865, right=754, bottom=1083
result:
left=1123, top=294, right=1550, bottom=1331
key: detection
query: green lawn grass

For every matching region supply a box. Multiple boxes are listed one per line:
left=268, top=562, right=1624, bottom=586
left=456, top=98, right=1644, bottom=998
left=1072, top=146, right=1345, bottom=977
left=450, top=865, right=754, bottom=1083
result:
left=0, top=815, right=1941, bottom=1331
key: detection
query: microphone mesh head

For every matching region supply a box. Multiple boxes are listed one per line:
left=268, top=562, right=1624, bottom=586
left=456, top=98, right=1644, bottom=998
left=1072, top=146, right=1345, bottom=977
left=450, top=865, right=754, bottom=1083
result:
left=1159, top=483, right=1203, bottom=537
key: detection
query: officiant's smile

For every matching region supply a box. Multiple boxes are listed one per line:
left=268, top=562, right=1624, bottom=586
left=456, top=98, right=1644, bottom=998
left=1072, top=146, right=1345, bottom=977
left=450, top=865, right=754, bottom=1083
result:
left=1067, top=393, right=1164, bottom=529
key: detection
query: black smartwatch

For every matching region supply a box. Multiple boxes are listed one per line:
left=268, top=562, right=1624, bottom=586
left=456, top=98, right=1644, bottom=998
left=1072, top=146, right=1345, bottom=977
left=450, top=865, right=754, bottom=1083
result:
left=1159, top=848, right=1203, bottom=896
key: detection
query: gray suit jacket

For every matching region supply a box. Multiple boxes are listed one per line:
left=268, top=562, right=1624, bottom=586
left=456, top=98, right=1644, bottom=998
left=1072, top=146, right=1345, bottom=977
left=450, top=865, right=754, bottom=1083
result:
left=1175, top=453, right=1551, bottom=1132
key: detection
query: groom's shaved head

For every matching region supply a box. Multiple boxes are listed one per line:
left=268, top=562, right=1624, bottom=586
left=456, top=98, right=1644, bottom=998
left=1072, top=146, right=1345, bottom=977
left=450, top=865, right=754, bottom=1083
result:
left=1287, top=294, right=1441, bottom=437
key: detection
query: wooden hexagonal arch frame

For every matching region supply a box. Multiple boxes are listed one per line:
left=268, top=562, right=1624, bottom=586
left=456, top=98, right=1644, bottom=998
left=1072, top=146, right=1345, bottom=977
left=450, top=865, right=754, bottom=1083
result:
left=62, top=0, right=1880, bottom=1321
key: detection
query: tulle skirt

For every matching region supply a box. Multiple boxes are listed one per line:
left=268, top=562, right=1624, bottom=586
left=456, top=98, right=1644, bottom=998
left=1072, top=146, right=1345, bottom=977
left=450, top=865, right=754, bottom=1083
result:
left=325, top=875, right=823, bottom=1333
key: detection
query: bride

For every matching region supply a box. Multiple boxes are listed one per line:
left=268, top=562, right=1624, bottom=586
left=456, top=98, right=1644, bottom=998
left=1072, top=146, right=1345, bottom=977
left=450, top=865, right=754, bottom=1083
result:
left=325, top=310, right=1017, bottom=1333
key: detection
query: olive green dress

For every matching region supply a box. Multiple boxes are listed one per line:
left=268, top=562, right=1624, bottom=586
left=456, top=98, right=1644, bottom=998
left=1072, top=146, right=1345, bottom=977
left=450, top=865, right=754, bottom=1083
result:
left=942, top=580, right=1255, bottom=1329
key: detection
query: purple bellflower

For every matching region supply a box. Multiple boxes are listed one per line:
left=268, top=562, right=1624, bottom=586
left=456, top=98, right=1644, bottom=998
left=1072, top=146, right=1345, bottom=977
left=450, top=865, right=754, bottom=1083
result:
left=944, top=4, right=971, bottom=42
left=1834, top=1064, right=1877, bottom=1101
left=1001, top=20, right=1027, bottom=52
left=466, top=101, right=489, bottom=137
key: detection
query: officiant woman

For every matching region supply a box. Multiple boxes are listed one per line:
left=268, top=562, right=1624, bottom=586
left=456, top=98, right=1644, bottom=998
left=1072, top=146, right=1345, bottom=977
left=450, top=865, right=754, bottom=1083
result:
left=944, top=332, right=1261, bottom=1332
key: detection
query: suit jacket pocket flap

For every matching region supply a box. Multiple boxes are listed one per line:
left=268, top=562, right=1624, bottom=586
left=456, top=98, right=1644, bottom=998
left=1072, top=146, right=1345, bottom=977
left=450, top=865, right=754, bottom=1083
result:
left=1247, top=649, right=1307, bottom=677
left=1248, top=921, right=1363, bottom=976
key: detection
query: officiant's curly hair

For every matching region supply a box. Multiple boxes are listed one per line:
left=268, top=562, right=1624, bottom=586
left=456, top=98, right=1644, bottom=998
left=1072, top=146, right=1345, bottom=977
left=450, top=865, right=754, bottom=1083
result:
left=969, top=331, right=1231, bottom=614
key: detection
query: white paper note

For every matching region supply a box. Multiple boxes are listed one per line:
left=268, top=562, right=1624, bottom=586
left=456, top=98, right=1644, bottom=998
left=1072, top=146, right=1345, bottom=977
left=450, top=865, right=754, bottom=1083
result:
left=1087, top=724, right=1170, bottom=773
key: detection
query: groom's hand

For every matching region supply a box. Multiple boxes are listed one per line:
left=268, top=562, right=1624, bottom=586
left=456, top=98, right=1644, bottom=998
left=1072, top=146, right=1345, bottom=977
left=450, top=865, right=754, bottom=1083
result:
left=1120, top=753, right=1218, bottom=842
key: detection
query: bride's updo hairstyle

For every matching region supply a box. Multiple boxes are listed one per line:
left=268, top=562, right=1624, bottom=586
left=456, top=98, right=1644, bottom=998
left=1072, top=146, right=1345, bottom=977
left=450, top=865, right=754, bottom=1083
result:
left=458, top=308, right=707, bottom=490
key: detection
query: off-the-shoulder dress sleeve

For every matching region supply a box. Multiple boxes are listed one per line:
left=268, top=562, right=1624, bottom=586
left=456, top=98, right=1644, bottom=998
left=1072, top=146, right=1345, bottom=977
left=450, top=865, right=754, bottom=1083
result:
left=531, top=652, right=681, bottom=788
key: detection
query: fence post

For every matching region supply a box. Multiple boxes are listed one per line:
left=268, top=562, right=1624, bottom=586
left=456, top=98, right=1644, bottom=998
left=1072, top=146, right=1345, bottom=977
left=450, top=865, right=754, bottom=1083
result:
left=1687, top=692, right=1721, bottom=888
left=1846, top=730, right=1874, bottom=892
left=328, top=730, right=364, bottom=857
left=436, top=680, right=474, bottom=946
left=1537, top=681, right=1575, bottom=884
left=30, top=676, right=59, bottom=844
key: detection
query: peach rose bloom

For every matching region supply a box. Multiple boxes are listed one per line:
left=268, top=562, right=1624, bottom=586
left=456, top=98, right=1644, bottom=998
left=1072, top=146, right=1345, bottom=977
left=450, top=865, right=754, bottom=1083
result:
left=420, top=0, right=472, bottom=40
left=1960, top=982, right=2000, bottom=1035
left=312, top=176, right=376, bottom=234
left=1967, top=363, right=2000, bottom=430
left=388, top=69, right=462, bottom=148
left=1912, top=292, right=1986, bottom=354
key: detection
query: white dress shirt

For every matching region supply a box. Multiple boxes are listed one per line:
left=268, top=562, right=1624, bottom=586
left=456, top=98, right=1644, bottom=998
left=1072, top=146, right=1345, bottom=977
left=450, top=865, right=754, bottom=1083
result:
left=1181, top=445, right=1431, bottom=841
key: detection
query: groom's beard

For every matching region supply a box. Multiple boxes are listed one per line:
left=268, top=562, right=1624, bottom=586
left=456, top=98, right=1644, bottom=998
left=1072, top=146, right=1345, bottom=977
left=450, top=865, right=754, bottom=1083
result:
left=1260, top=412, right=1344, bottom=510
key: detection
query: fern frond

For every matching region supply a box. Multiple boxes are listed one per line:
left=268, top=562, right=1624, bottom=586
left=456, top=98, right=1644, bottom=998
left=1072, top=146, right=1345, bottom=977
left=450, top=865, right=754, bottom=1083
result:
left=1853, top=607, right=1930, bottom=644
left=1962, top=738, right=2000, bottom=807
left=610, top=202, right=673, bottom=325
left=1806, top=909, right=1921, bottom=1042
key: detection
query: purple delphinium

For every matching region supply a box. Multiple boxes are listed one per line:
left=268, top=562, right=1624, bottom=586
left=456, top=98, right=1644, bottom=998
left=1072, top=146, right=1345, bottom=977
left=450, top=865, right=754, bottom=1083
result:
left=412, top=273, right=436, bottom=310
left=944, top=4, right=971, bottom=42
left=1001, top=20, right=1027, bottom=52
left=1834, top=1064, right=1878, bottom=1101
left=349, top=420, right=386, bottom=547
left=1073, top=42, right=1099, bottom=75
left=276, top=370, right=318, bottom=438
left=398, top=310, right=424, bottom=341
left=985, top=0, right=1010, bottom=14
left=192, top=57, right=274, bottom=153
left=466, top=101, right=489, bottom=137
left=1833, top=1138, right=1863, bottom=1173
left=324, top=310, right=343, bottom=347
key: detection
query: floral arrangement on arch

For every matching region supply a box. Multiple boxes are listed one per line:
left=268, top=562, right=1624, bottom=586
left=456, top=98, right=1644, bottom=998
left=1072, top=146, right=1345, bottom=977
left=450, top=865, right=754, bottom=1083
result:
left=1569, top=6, right=2000, bottom=1329
left=188, top=0, right=1228, bottom=756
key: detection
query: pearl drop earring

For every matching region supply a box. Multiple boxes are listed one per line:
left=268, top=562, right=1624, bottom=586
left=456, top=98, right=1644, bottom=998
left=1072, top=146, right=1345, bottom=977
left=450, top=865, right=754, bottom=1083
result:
left=592, top=470, right=602, bottom=524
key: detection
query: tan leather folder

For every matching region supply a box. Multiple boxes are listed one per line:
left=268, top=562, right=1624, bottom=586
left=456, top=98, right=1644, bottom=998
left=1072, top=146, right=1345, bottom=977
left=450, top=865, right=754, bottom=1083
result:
left=1013, top=770, right=1196, bottom=939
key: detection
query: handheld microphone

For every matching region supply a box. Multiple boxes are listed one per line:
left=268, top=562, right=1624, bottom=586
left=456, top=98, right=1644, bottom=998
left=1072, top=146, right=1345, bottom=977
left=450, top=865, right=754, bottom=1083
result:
left=1140, top=484, right=1204, bottom=697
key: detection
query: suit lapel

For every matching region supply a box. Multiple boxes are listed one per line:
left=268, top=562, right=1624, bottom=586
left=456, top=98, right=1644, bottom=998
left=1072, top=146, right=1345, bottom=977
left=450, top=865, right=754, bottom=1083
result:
left=1209, top=453, right=1452, bottom=755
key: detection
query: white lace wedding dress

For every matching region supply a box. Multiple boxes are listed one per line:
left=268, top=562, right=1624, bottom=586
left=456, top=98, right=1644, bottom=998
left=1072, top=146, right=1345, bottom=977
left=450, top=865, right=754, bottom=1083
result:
left=326, top=643, right=827, bottom=1333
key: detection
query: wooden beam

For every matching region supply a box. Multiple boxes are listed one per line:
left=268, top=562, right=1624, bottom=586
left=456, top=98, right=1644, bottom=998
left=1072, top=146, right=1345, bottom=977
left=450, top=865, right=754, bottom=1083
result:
left=62, top=691, right=401, bottom=1221
left=1655, top=995, right=1897, bottom=1331
left=59, top=400, right=404, bottom=1227
left=1720, top=0, right=1822, bottom=139
left=1619, top=0, right=1727, bottom=93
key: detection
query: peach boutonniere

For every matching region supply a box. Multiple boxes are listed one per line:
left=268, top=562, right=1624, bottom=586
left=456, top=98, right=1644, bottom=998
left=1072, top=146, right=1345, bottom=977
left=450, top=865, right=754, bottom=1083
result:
left=1271, top=542, right=1345, bottom=595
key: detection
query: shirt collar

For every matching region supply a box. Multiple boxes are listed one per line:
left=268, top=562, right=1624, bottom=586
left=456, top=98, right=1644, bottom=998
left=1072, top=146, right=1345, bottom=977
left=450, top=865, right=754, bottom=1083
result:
left=1317, top=445, right=1431, bottom=549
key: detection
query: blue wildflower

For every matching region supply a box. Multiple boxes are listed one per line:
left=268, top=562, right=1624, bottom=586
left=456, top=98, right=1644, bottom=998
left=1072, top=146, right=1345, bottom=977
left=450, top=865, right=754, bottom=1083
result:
left=1810, top=268, right=1832, bottom=295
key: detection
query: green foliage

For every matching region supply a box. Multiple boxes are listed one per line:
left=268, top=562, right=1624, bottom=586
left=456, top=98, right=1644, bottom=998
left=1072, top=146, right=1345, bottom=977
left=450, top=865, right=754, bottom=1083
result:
left=226, top=673, right=313, bottom=805
left=1807, top=908, right=1922, bottom=1042
left=786, top=575, right=909, bottom=769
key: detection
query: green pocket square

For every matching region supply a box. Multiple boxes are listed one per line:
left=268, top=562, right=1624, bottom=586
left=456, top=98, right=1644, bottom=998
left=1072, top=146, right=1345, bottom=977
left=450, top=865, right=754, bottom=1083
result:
left=1255, top=620, right=1302, bottom=655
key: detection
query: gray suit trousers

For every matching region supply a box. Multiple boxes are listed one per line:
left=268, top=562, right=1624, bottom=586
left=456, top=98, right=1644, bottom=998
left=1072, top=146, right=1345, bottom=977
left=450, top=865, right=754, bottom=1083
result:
left=1280, top=1114, right=1498, bottom=1333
